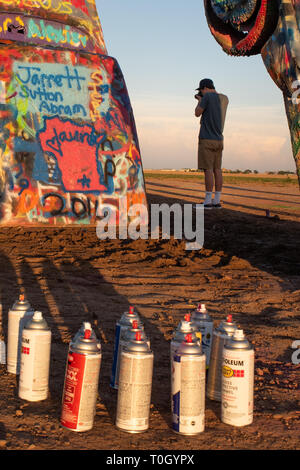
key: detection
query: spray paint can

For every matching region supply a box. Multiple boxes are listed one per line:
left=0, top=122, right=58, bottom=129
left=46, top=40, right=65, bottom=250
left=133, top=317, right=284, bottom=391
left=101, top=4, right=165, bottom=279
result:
left=110, top=305, right=142, bottom=389
left=222, top=329, right=254, bottom=427
left=7, top=294, right=34, bottom=374
left=206, top=315, right=237, bottom=401
left=170, top=313, right=200, bottom=361
left=61, top=327, right=102, bottom=432
left=0, top=302, right=5, bottom=365
left=116, top=331, right=153, bottom=433
left=19, top=311, right=51, bottom=402
left=0, top=338, right=5, bottom=365
left=191, top=303, right=213, bottom=368
left=171, top=333, right=206, bottom=435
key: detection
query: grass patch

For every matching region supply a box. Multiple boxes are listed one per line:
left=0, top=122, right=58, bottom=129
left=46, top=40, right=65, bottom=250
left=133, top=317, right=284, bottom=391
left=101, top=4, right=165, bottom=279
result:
left=144, top=172, right=298, bottom=186
left=271, top=205, right=300, bottom=211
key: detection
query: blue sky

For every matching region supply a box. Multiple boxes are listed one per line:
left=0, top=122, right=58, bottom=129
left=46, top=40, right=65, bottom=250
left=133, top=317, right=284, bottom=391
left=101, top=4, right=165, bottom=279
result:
left=96, top=0, right=294, bottom=172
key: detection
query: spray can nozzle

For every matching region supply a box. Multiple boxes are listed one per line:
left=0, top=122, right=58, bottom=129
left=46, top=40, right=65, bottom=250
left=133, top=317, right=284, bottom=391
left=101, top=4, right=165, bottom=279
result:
left=197, top=303, right=207, bottom=313
left=233, top=329, right=244, bottom=340
left=19, top=294, right=25, bottom=302
left=33, top=311, right=43, bottom=321
left=129, top=306, right=134, bottom=315
left=184, top=313, right=191, bottom=322
left=132, top=320, right=138, bottom=329
left=226, top=315, right=232, bottom=323
left=185, top=333, right=193, bottom=343
left=84, top=330, right=91, bottom=339
left=135, top=332, right=142, bottom=342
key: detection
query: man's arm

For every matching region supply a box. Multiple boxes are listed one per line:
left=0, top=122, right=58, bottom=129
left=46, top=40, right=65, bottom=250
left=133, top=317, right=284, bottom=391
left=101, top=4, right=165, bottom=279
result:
left=195, top=102, right=204, bottom=117
left=194, top=94, right=205, bottom=117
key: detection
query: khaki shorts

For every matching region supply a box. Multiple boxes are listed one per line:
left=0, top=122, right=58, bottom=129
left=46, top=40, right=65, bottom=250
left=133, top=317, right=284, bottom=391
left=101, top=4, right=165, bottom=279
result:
left=198, top=139, right=224, bottom=170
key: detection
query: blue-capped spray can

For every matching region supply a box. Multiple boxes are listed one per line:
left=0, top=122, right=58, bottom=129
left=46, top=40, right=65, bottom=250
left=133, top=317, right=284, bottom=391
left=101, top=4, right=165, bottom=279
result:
left=110, top=306, right=142, bottom=389
left=191, top=303, right=213, bottom=368
left=171, top=333, right=206, bottom=435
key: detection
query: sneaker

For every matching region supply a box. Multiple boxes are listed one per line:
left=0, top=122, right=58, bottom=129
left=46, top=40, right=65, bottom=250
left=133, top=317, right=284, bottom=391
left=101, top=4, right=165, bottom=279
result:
left=203, top=203, right=213, bottom=210
left=212, top=203, right=222, bottom=209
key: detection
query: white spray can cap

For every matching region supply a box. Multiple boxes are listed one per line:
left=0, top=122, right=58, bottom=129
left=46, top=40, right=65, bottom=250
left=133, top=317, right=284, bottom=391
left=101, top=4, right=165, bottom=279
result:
left=197, top=303, right=207, bottom=313
left=33, top=311, right=43, bottom=321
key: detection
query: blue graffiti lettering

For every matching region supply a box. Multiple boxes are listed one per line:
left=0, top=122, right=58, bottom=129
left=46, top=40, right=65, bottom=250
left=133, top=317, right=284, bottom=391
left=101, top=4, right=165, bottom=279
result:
left=15, top=65, right=87, bottom=90
left=39, top=101, right=87, bottom=117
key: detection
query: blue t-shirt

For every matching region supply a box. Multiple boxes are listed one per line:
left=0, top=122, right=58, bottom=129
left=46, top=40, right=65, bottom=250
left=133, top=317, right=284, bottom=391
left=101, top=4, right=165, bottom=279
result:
left=199, top=92, right=228, bottom=141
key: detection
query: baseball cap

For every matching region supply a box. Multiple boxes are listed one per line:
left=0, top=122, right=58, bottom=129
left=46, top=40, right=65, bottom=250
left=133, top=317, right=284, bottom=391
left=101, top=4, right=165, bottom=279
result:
left=196, top=78, right=215, bottom=90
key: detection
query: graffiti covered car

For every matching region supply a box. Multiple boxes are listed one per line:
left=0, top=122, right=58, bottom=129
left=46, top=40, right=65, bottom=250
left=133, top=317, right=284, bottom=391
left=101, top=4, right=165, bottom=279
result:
left=0, top=0, right=147, bottom=225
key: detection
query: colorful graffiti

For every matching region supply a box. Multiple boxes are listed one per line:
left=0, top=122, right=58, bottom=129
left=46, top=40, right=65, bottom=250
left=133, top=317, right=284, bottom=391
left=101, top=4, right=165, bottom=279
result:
left=204, top=0, right=300, bottom=185
left=0, top=1, right=147, bottom=225
left=0, top=0, right=106, bottom=51
left=0, top=14, right=94, bottom=51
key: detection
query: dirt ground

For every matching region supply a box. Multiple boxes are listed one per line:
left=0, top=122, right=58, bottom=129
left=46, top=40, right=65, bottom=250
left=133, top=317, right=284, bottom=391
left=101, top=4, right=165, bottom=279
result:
left=0, top=172, right=299, bottom=452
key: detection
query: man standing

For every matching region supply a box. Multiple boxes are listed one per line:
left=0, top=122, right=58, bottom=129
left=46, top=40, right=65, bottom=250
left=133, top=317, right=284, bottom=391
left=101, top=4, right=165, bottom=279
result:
left=195, top=78, right=228, bottom=209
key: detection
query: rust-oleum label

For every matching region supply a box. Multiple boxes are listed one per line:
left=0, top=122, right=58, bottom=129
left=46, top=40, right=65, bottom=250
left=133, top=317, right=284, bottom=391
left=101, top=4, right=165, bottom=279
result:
left=61, top=351, right=101, bottom=431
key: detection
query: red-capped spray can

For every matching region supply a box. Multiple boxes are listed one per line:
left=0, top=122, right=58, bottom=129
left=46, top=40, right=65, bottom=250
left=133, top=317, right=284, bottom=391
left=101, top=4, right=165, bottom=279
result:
left=61, top=327, right=102, bottom=432
left=171, top=333, right=206, bottom=435
left=116, top=331, right=153, bottom=433
left=19, top=311, right=51, bottom=402
left=170, top=313, right=200, bottom=361
left=206, top=315, right=237, bottom=401
left=7, top=294, right=34, bottom=374
left=222, top=329, right=254, bottom=427
left=191, top=303, right=213, bottom=368
left=110, top=305, right=142, bottom=389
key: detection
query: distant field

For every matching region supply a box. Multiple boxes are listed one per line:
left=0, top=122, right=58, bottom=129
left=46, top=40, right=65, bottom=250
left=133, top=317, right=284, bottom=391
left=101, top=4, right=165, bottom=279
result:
left=144, top=169, right=298, bottom=186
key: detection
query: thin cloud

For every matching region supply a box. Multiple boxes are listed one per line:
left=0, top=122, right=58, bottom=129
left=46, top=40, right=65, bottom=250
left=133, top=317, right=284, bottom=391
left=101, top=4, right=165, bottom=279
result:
left=133, top=99, right=294, bottom=172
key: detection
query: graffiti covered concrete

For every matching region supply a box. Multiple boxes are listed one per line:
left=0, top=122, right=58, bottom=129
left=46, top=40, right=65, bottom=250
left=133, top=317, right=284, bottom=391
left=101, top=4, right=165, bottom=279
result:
left=0, top=1, right=147, bottom=225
